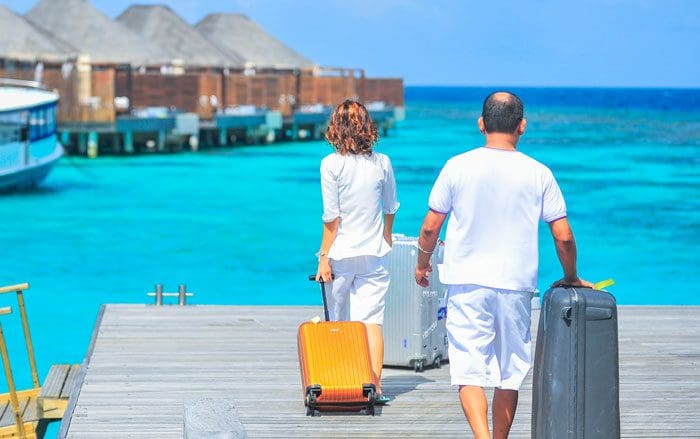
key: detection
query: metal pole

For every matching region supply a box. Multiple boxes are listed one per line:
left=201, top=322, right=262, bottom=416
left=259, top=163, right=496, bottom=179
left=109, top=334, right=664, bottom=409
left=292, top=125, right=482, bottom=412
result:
left=23, top=121, right=30, bottom=166
left=0, top=307, right=27, bottom=438
left=15, top=291, right=40, bottom=389
left=178, top=284, right=187, bottom=306
left=155, top=284, right=163, bottom=306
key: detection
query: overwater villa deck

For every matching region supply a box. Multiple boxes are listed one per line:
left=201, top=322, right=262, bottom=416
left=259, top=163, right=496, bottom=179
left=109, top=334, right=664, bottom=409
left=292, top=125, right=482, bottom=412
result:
left=54, top=304, right=700, bottom=438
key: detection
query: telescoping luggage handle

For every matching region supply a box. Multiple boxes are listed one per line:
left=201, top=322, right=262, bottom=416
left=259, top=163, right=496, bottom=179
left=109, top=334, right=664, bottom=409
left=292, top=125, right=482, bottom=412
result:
left=308, top=274, right=334, bottom=322
left=556, top=279, right=616, bottom=324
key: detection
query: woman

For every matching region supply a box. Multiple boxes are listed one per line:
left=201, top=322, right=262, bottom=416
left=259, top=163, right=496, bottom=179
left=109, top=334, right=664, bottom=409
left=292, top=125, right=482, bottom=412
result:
left=315, top=100, right=399, bottom=404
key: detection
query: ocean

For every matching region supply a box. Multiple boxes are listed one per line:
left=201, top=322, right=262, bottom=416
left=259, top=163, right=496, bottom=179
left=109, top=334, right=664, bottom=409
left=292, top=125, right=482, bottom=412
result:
left=1, top=86, right=699, bottom=393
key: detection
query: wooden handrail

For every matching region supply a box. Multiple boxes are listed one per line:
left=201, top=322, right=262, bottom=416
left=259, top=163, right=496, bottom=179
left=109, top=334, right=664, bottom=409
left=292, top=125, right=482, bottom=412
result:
left=0, top=283, right=40, bottom=388
left=0, top=306, right=27, bottom=438
left=0, top=306, right=10, bottom=315
left=0, top=283, right=29, bottom=294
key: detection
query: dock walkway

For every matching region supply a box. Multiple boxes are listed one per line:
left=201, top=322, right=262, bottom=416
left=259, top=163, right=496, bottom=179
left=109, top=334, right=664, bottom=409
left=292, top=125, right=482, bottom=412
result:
left=59, top=305, right=700, bottom=438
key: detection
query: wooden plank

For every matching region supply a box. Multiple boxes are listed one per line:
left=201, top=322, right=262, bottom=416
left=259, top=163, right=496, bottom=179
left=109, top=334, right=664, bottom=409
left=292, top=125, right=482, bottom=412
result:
left=0, top=403, right=8, bottom=426
left=0, top=395, right=36, bottom=428
left=59, top=305, right=700, bottom=438
left=61, top=365, right=81, bottom=399
left=39, top=364, right=70, bottom=399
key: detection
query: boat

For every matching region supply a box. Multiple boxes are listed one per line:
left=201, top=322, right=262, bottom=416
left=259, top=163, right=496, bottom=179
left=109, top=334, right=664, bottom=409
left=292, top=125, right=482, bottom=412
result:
left=0, top=78, right=63, bottom=192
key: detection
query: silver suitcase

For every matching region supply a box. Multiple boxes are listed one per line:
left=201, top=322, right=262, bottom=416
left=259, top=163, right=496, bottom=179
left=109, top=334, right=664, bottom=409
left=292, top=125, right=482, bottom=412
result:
left=383, top=234, right=448, bottom=372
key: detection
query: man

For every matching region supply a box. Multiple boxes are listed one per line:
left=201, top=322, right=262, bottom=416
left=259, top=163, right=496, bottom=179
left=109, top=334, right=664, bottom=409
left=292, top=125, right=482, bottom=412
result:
left=414, top=92, right=592, bottom=438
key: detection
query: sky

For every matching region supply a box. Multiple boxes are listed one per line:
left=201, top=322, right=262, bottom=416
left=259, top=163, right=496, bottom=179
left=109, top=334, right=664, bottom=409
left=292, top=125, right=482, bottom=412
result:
left=4, top=0, right=700, bottom=88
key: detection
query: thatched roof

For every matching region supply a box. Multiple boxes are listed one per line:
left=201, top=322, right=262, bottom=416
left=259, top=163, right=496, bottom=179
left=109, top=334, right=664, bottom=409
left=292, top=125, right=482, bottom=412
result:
left=195, top=13, right=315, bottom=70
left=117, top=5, right=245, bottom=68
left=25, top=0, right=174, bottom=65
left=0, top=4, right=74, bottom=62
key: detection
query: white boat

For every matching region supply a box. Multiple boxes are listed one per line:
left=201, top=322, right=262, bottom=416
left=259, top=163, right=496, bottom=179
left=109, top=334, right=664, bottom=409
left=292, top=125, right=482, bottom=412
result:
left=0, top=79, right=63, bottom=192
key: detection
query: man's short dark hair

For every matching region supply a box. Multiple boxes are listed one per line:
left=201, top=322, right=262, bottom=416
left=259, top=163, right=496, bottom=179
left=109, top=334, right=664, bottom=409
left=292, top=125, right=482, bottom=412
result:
left=481, top=92, right=524, bottom=134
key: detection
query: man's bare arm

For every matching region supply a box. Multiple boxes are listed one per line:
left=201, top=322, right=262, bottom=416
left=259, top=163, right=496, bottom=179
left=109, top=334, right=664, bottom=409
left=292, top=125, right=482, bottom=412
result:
left=415, top=210, right=447, bottom=287
left=549, top=217, right=593, bottom=288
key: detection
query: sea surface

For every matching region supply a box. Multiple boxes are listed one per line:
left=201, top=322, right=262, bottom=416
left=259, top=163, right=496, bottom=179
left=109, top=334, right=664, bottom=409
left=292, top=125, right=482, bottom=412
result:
left=1, top=86, right=699, bottom=395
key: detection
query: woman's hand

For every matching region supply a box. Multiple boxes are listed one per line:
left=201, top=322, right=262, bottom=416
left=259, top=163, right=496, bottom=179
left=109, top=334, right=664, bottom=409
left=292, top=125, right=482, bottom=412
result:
left=316, top=257, right=333, bottom=283
left=384, top=230, right=393, bottom=248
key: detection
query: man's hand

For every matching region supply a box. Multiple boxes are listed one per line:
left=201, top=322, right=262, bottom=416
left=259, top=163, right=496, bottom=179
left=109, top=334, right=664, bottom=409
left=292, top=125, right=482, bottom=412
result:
left=415, top=262, right=433, bottom=287
left=550, top=277, right=594, bottom=288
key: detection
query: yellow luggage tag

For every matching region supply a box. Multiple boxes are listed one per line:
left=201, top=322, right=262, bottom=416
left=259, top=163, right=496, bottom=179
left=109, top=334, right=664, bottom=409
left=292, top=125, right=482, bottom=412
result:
left=593, top=278, right=615, bottom=291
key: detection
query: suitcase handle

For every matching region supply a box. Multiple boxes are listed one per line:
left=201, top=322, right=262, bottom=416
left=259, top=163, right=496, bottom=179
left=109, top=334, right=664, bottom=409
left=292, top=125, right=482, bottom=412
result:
left=308, top=274, right=333, bottom=322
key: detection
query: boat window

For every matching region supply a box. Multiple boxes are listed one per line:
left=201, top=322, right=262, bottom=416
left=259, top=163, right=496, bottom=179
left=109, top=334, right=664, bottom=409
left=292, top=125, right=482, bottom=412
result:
left=0, top=123, right=20, bottom=144
left=0, top=110, right=25, bottom=143
left=27, top=104, right=57, bottom=141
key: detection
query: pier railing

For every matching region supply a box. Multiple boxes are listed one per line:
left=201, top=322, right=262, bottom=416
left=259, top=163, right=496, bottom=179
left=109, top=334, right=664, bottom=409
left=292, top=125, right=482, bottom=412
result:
left=0, top=283, right=40, bottom=389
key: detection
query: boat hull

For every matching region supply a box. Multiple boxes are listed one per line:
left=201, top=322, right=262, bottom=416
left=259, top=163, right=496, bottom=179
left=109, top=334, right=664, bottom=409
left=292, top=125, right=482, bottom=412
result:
left=0, top=142, right=63, bottom=192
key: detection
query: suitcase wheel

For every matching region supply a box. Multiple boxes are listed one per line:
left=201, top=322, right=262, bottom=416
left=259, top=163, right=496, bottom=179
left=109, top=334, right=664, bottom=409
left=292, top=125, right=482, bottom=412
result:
left=305, top=393, right=318, bottom=416
left=433, top=355, right=442, bottom=369
left=413, top=360, right=424, bottom=373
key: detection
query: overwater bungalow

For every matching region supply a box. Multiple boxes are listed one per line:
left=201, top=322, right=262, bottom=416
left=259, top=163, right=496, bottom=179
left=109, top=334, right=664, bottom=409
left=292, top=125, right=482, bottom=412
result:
left=117, top=5, right=245, bottom=70
left=25, top=0, right=173, bottom=66
left=0, top=0, right=404, bottom=157
left=195, top=13, right=316, bottom=71
left=0, top=5, right=71, bottom=65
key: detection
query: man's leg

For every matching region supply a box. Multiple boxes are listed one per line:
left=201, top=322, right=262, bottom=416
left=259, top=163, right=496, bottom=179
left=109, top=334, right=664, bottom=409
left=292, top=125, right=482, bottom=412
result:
left=491, top=289, right=532, bottom=438
left=492, top=388, right=518, bottom=439
left=459, top=385, right=490, bottom=439
left=447, top=285, right=499, bottom=437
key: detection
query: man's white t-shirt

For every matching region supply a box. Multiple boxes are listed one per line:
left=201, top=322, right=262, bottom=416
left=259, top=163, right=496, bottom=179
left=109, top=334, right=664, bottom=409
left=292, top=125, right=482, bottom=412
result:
left=321, top=152, right=400, bottom=260
left=428, top=147, right=566, bottom=292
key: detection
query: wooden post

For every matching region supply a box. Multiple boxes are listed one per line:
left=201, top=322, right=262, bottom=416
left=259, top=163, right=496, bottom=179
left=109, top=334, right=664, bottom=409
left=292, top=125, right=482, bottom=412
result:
left=15, top=291, right=39, bottom=389
left=0, top=307, right=27, bottom=439
left=87, top=131, right=98, bottom=158
left=157, top=130, right=166, bottom=152
left=60, top=131, right=70, bottom=148
left=124, top=131, right=134, bottom=154
left=78, top=132, right=87, bottom=155
left=112, top=133, right=120, bottom=154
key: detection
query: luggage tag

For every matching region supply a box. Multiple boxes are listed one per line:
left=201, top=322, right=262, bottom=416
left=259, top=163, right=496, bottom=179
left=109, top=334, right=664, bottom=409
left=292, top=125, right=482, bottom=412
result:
left=593, top=278, right=615, bottom=291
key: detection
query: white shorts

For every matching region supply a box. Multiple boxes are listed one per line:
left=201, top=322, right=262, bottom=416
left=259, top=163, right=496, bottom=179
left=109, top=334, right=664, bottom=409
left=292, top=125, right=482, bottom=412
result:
left=446, top=284, right=533, bottom=390
left=327, top=255, right=389, bottom=325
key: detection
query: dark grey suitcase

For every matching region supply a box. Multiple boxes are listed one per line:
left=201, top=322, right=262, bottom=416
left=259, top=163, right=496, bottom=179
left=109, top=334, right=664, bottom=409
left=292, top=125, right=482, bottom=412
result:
left=532, top=286, right=620, bottom=439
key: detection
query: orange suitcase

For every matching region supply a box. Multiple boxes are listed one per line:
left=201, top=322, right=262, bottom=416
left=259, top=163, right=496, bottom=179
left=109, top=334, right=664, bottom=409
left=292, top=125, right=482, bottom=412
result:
left=298, top=276, right=377, bottom=416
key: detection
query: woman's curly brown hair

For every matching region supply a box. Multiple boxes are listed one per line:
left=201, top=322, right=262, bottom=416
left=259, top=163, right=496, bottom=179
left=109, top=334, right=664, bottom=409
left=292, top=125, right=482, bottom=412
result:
left=325, top=100, right=379, bottom=155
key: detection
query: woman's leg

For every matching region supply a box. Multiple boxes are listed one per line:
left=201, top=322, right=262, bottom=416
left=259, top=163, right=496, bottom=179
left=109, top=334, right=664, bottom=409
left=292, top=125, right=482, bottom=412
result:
left=326, top=258, right=353, bottom=321
left=365, top=323, right=384, bottom=392
left=350, top=255, right=390, bottom=393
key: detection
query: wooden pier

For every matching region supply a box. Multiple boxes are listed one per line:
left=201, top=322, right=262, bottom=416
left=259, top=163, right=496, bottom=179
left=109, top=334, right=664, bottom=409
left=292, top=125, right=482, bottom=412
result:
left=0, top=283, right=79, bottom=439
left=57, top=305, right=700, bottom=438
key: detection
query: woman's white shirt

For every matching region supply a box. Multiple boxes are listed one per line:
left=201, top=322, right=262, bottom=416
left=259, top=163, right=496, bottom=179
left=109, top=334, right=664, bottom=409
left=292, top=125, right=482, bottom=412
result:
left=320, top=152, right=400, bottom=260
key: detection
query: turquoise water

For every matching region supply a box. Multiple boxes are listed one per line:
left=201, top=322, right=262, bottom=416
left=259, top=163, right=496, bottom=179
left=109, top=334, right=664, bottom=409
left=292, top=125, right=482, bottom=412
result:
left=1, top=87, right=699, bottom=397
